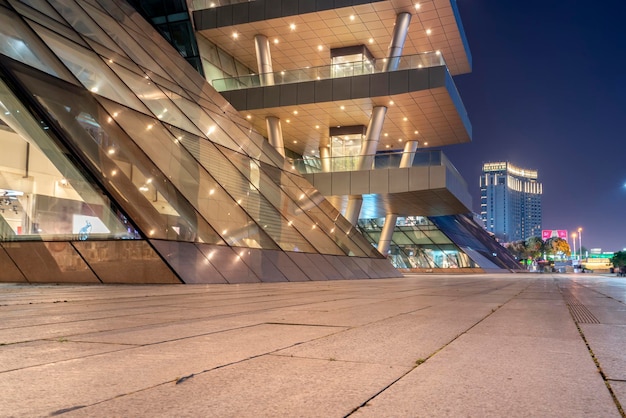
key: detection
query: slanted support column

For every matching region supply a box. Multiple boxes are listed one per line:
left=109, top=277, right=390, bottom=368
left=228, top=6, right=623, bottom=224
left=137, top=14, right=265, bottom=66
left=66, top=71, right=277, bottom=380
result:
left=254, top=34, right=274, bottom=86
left=399, top=140, right=418, bottom=168
left=357, top=106, right=387, bottom=170
left=319, top=145, right=331, bottom=172
left=343, top=106, right=387, bottom=225
left=378, top=214, right=398, bottom=256
left=383, top=12, right=412, bottom=72
left=265, top=116, right=285, bottom=157
left=344, top=196, right=363, bottom=225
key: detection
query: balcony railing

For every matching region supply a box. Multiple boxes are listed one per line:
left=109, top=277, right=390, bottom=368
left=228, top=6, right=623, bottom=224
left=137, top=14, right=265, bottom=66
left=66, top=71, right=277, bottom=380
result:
left=291, top=149, right=467, bottom=189
left=212, top=52, right=446, bottom=92
left=190, top=0, right=253, bottom=10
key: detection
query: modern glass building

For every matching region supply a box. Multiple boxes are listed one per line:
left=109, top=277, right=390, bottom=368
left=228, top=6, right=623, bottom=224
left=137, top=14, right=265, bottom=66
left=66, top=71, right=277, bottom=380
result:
left=480, top=162, right=543, bottom=243
left=0, top=0, right=399, bottom=284
left=0, top=0, right=520, bottom=284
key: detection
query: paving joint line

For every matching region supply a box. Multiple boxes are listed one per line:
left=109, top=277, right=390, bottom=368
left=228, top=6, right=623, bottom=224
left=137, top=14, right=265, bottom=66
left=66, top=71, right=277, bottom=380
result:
left=344, top=278, right=538, bottom=417
left=556, top=279, right=625, bottom=418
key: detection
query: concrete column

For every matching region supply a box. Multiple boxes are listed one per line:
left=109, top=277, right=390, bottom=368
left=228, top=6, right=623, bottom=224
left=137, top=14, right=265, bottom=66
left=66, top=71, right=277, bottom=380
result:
left=383, top=12, right=412, bottom=72
left=265, top=116, right=285, bottom=157
left=344, top=196, right=363, bottom=225
left=254, top=35, right=274, bottom=86
left=378, top=213, right=398, bottom=256
left=319, top=145, right=331, bottom=172
left=357, top=106, right=387, bottom=170
left=399, top=140, right=418, bottom=168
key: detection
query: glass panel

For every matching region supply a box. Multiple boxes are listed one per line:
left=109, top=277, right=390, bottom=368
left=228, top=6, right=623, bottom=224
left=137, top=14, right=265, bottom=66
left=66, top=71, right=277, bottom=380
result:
left=425, top=229, right=453, bottom=244
left=82, top=1, right=173, bottom=81
left=0, top=9, right=75, bottom=81
left=111, top=63, right=204, bottom=136
left=97, top=99, right=277, bottom=249
left=8, top=0, right=64, bottom=23
left=11, top=1, right=89, bottom=47
left=9, top=62, right=224, bottom=243
left=164, top=93, right=240, bottom=150
left=47, top=0, right=126, bottom=55
left=33, top=23, right=150, bottom=113
left=0, top=75, right=136, bottom=241
left=292, top=174, right=380, bottom=257
left=259, top=165, right=367, bottom=256
left=177, top=134, right=318, bottom=253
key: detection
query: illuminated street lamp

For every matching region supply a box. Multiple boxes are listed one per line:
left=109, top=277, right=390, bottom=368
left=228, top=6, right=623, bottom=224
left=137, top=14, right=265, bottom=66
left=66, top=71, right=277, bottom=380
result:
left=578, top=227, right=583, bottom=261
left=571, top=232, right=577, bottom=261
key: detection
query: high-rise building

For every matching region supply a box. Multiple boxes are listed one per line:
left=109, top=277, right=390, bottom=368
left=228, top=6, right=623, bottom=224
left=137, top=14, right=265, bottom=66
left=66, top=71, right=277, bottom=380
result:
left=0, top=0, right=519, bottom=285
left=480, top=162, right=543, bottom=242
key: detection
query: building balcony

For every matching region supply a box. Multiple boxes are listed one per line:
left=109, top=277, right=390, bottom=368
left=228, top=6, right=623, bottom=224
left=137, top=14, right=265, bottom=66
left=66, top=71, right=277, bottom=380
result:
left=294, top=150, right=472, bottom=218
left=215, top=52, right=471, bottom=154
left=192, top=0, right=471, bottom=76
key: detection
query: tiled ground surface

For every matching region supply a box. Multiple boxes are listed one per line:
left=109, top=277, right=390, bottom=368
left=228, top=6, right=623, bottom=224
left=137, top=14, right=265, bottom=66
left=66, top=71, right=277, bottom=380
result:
left=1, top=273, right=625, bottom=417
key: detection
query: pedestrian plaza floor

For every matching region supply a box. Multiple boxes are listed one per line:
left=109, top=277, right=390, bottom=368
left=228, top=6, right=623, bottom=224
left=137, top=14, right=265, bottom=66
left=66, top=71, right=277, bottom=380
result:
left=1, top=273, right=626, bottom=417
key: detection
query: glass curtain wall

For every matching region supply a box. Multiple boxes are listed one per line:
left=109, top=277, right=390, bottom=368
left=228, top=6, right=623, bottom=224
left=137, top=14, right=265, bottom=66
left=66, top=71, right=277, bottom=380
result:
left=0, top=0, right=378, bottom=260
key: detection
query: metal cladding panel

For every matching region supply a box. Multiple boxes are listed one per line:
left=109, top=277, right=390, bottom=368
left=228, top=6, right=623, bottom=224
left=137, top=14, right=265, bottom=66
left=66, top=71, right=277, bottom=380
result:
left=286, top=252, right=329, bottom=280
left=265, top=250, right=311, bottom=282
left=2, top=242, right=100, bottom=284
left=237, top=247, right=288, bottom=282
left=150, top=240, right=227, bottom=284
left=73, top=241, right=180, bottom=284
left=307, top=253, right=343, bottom=280
left=196, top=244, right=261, bottom=283
left=0, top=245, right=27, bottom=283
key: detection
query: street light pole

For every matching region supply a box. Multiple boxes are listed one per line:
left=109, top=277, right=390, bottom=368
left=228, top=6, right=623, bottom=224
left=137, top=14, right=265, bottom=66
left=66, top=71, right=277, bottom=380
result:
left=572, top=232, right=577, bottom=261
left=578, top=227, right=583, bottom=261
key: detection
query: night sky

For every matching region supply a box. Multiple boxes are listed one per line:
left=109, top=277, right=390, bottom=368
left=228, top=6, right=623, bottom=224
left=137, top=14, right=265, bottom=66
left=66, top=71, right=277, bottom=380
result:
left=447, top=0, right=626, bottom=252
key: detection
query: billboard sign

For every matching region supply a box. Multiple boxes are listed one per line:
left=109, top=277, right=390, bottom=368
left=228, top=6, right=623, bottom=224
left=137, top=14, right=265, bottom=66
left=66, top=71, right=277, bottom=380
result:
left=542, top=230, right=568, bottom=240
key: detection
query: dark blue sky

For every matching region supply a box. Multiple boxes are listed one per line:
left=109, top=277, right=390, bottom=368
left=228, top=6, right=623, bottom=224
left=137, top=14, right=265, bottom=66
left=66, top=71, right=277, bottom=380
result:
left=448, top=0, right=626, bottom=252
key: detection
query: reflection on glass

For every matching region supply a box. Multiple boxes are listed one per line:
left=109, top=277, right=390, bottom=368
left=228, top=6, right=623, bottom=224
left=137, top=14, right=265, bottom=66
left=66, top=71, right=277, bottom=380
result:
left=0, top=9, right=73, bottom=80
left=0, top=77, right=136, bottom=241
left=33, top=24, right=149, bottom=113
left=96, top=99, right=277, bottom=249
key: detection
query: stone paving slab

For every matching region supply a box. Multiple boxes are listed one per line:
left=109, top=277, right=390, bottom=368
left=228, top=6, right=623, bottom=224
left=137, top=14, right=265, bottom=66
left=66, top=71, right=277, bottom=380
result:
left=354, top=333, right=618, bottom=417
left=1, top=274, right=625, bottom=417
left=64, top=355, right=408, bottom=418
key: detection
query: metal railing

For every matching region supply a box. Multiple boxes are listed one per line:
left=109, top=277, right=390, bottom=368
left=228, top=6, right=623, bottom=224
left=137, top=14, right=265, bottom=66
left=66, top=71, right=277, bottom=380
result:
left=212, top=52, right=446, bottom=92
left=190, top=0, right=253, bottom=10
left=292, top=150, right=467, bottom=191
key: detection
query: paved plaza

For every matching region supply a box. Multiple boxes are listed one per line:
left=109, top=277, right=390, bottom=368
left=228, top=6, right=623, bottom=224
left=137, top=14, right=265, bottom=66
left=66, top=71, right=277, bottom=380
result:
left=1, top=273, right=626, bottom=417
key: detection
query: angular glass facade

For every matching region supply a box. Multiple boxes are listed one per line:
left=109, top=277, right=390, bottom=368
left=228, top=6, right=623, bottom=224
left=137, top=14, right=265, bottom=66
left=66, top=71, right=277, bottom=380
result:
left=359, top=215, right=521, bottom=271
left=0, top=0, right=398, bottom=284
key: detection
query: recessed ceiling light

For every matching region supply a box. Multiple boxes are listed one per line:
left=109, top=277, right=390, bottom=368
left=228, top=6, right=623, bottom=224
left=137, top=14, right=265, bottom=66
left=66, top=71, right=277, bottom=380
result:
left=286, top=119, right=291, bottom=123
left=290, top=23, right=296, bottom=30
left=389, top=100, right=394, bottom=105
left=317, top=45, right=323, bottom=51
left=415, top=3, right=421, bottom=10
left=293, top=110, right=298, bottom=115
left=340, top=105, right=345, bottom=110
left=232, top=32, right=239, bottom=39
left=369, top=38, right=374, bottom=44
left=398, top=139, right=403, bottom=142
left=293, top=140, right=298, bottom=143
left=315, top=125, right=320, bottom=129
left=424, top=142, right=428, bottom=146
left=385, top=145, right=390, bottom=148
left=414, top=130, right=419, bottom=134
left=349, top=15, right=355, bottom=21
left=403, top=117, right=408, bottom=121
left=273, top=39, right=279, bottom=44
left=426, top=29, right=432, bottom=35
left=246, top=115, right=251, bottom=119
left=436, top=50, right=441, bottom=55
left=384, top=133, right=389, bottom=137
